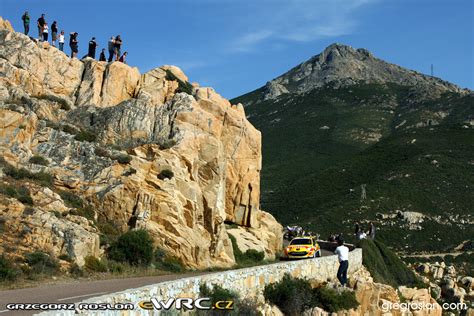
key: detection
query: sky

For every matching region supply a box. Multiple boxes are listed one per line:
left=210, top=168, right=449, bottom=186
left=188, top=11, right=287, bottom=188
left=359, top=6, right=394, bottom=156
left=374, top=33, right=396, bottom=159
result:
left=1, top=0, right=473, bottom=98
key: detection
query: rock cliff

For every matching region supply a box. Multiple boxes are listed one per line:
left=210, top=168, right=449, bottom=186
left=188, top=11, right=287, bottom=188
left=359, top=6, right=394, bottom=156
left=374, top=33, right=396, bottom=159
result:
left=0, top=17, right=282, bottom=269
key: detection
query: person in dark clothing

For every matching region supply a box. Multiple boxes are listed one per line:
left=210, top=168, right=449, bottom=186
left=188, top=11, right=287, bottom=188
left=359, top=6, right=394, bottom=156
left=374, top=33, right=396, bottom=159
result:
left=368, top=222, right=376, bottom=240
left=21, top=11, right=30, bottom=35
left=88, top=37, right=97, bottom=59
left=107, top=36, right=115, bottom=62
left=37, top=14, right=45, bottom=40
left=51, top=21, right=58, bottom=47
left=119, top=51, right=127, bottom=64
left=114, top=35, right=122, bottom=61
left=99, top=49, right=106, bottom=61
left=69, top=32, right=79, bottom=58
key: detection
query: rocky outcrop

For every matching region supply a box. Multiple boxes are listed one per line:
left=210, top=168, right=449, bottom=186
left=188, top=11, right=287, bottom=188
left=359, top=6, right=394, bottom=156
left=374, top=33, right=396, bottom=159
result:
left=0, top=190, right=100, bottom=267
left=0, top=18, right=282, bottom=269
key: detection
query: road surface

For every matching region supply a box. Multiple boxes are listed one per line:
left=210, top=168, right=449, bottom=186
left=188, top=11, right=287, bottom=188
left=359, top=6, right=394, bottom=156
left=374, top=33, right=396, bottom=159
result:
left=0, top=251, right=333, bottom=315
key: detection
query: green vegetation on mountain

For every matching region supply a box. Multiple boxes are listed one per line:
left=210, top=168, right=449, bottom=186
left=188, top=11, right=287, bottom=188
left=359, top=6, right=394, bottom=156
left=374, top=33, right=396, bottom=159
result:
left=233, top=82, right=473, bottom=253
left=360, top=239, right=425, bottom=287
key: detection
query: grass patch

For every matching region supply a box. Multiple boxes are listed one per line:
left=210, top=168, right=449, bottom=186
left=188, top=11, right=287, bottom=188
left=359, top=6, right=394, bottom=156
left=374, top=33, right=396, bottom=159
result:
left=2, top=164, right=53, bottom=187
left=74, top=129, right=97, bottom=142
left=360, top=239, right=426, bottom=288
left=229, top=234, right=265, bottom=267
left=29, top=155, right=49, bottom=166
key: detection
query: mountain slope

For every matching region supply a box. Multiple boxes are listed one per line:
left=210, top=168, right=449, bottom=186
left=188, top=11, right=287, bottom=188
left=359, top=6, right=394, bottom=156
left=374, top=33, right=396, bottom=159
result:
left=232, top=44, right=473, bottom=253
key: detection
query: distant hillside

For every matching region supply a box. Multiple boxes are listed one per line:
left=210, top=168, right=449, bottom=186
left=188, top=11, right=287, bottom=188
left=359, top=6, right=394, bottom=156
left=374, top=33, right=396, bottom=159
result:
left=232, top=44, right=473, bottom=254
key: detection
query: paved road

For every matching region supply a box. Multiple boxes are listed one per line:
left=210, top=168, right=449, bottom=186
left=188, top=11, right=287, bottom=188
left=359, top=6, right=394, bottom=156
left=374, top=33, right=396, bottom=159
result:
left=0, top=251, right=334, bottom=316
left=0, top=272, right=205, bottom=316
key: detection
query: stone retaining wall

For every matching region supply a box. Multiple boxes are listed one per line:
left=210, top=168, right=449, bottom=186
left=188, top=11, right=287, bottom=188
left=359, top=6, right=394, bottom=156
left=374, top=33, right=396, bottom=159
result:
left=40, top=249, right=362, bottom=315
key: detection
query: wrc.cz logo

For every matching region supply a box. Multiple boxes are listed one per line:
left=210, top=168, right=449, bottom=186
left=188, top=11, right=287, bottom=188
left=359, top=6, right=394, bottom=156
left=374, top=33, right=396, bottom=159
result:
left=138, top=298, right=234, bottom=311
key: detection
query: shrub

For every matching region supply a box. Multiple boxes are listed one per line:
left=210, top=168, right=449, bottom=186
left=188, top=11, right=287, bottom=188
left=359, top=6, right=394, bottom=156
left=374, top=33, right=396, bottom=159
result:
left=3, top=164, right=53, bottom=187
left=69, top=263, right=84, bottom=278
left=37, top=94, right=71, bottom=111
left=122, top=168, right=137, bottom=177
left=94, top=147, right=109, bottom=158
left=264, top=273, right=313, bottom=316
left=159, top=139, right=177, bottom=150
left=61, top=124, right=77, bottom=135
left=29, top=155, right=49, bottom=166
left=157, top=169, right=174, bottom=180
left=199, top=283, right=238, bottom=306
left=108, top=230, right=154, bottom=266
left=58, top=254, right=72, bottom=262
left=69, top=205, right=95, bottom=221
left=18, top=194, right=34, bottom=205
left=154, top=249, right=184, bottom=272
left=115, top=154, right=132, bottom=164
left=74, top=130, right=97, bottom=142
left=24, top=251, right=59, bottom=275
left=0, top=184, right=18, bottom=198
left=107, top=260, right=125, bottom=274
left=58, top=190, right=83, bottom=208
left=312, top=287, right=359, bottom=313
left=0, top=256, right=18, bottom=281
left=84, top=256, right=108, bottom=272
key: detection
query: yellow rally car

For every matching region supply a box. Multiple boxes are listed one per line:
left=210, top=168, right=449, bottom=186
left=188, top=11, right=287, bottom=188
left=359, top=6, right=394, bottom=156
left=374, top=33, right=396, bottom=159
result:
left=284, top=237, right=321, bottom=259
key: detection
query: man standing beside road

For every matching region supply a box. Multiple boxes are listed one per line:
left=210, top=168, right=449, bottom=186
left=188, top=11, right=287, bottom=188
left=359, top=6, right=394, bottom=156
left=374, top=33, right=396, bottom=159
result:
left=335, top=239, right=349, bottom=287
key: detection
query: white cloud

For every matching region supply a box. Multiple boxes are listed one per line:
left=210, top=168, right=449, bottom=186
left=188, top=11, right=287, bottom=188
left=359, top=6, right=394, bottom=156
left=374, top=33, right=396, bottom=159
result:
left=228, top=0, right=378, bottom=53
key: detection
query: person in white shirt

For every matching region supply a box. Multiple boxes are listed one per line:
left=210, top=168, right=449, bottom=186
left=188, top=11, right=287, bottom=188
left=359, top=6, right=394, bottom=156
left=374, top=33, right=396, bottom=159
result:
left=334, top=239, right=349, bottom=286
left=42, top=22, right=49, bottom=42
left=58, top=30, right=65, bottom=52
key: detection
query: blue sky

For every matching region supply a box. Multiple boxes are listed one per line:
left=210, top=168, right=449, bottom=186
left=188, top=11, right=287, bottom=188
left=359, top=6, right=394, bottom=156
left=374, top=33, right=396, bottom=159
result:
left=2, top=0, right=473, bottom=98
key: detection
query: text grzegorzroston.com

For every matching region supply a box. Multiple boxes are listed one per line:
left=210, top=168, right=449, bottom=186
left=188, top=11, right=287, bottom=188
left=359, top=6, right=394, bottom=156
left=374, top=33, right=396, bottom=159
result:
left=6, top=303, right=135, bottom=311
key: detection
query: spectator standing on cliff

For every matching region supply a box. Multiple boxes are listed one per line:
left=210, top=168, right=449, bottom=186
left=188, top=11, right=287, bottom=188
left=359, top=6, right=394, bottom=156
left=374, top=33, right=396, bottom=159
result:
left=58, top=30, right=65, bottom=52
left=69, top=32, right=78, bottom=58
left=42, top=22, right=49, bottom=42
left=21, top=11, right=30, bottom=35
left=368, top=222, right=376, bottom=240
left=37, top=14, right=46, bottom=40
left=107, top=36, right=115, bottom=62
left=88, top=37, right=97, bottom=59
left=51, top=21, right=58, bottom=47
left=335, top=239, right=349, bottom=287
left=114, top=35, right=122, bottom=61
left=119, top=51, right=127, bottom=64
left=99, top=49, right=106, bottom=61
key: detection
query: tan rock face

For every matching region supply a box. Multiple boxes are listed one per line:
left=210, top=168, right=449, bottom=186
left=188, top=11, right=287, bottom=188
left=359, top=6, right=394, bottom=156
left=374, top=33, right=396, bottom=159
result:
left=0, top=19, right=282, bottom=269
left=0, top=194, right=100, bottom=266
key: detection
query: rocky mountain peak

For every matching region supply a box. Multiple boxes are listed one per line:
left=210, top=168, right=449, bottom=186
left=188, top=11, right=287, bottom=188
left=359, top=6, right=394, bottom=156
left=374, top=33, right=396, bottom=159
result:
left=261, top=43, right=467, bottom=102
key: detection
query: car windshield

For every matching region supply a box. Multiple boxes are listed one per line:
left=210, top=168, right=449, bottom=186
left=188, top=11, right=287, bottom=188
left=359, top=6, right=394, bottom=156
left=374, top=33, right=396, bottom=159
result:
left=290, top=238, right=312, bottom=245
